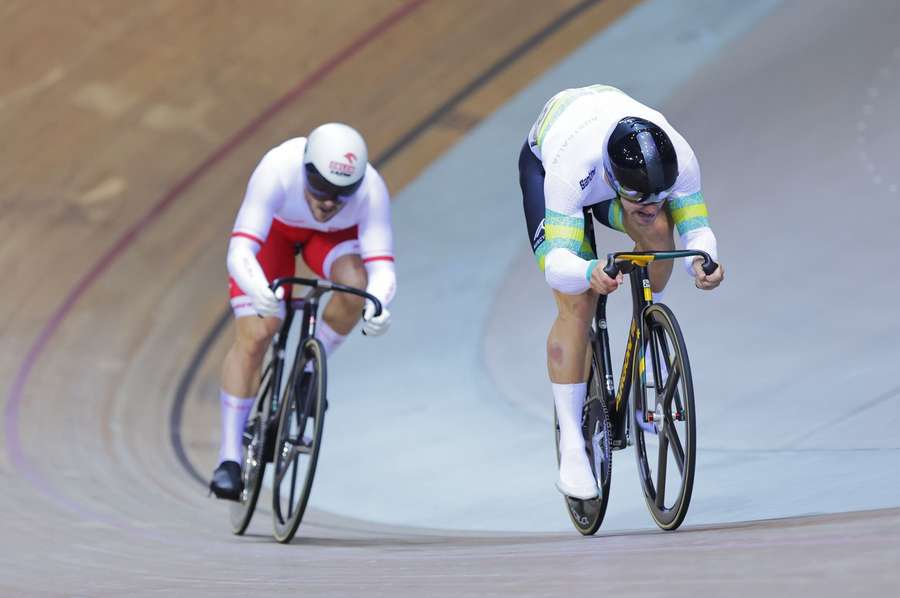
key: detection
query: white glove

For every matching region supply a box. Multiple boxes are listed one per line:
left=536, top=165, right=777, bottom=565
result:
left=249, top=282, right=280, bottom=318
left=362, top=303, right=391, bottom=336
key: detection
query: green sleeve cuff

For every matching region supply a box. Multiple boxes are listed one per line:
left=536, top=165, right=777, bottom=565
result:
left=585, top=259, right=598, bottom=282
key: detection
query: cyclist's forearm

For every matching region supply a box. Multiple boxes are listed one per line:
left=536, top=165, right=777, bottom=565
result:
left=363, top=258, right=396, bottom=306
left=545, top=248, right=594, bottom=294
left=227, top=236, right=269, bottom=294
left=681, top=227, right=718, bottom=273
left=669, top=191, right=718, bottom=274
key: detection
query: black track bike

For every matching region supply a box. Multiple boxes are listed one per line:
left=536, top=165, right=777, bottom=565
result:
left=228, top=276, right=382, bottom=543
left=556, top=249, right=718, bottom=535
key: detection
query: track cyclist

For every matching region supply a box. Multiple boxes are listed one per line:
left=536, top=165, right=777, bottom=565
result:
left=518, top=85, right=725, bottom=500
left=209, top=123, right=396, bottom=500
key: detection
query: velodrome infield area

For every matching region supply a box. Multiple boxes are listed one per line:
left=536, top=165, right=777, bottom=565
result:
left=2, top=0, right=898, bottom=595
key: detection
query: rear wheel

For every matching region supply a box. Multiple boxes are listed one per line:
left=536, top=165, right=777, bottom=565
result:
left=229, top=362, right=274, bottom=535
left=556, top=358, right=613, bottom=535
left=633, top=303, right=696, bottom=531
left=271, top=337, right=326, bottom=543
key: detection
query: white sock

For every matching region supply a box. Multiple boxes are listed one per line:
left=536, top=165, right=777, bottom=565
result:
left=218, top=390, right=254, bottom=465
left=315, top=319, right=347, bottom=358
left=652, top=289, right=665, bottom=303
left=553, top=382, right=587, bottom=453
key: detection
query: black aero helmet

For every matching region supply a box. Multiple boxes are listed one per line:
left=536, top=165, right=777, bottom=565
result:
left=606, top=116, right=678, bottom=197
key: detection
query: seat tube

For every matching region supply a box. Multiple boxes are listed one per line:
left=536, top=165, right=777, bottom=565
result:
left=300, top=295, right=318, bottom=342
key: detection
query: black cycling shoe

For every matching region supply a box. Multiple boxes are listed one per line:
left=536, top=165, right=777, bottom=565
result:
left=209, top=460, right=243, bottom=501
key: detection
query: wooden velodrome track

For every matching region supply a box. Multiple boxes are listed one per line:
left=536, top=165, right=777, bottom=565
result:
left=2, top=1, right=898, bottom=595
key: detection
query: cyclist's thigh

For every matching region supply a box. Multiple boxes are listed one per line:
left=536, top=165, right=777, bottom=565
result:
left=302, top=227, right=359, bottom=279
left=519, top=141, right=547, bottom=255
left=327, top=253, right=366, bottom=289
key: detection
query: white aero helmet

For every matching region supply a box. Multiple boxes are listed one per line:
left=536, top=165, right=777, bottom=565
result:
left=303, top=122, right=368, bottom=196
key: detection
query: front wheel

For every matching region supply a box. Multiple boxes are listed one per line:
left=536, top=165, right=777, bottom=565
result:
left=229, top=361, right=274, bottom=535
left=556, top=358, right=613, bottom=535
left=271, top=337, right=326, bottom=543
left=633, top=303, right=696, bottom=531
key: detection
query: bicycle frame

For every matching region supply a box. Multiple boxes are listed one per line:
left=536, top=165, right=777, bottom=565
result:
left=266, top=277, right=383, bottom=409
left=590, top=249, right=715, bottom=450
left=591, top=263, right=652, bottom=450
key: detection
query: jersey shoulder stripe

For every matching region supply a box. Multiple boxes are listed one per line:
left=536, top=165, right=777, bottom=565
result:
left=533, top=85, right=623, bottom=149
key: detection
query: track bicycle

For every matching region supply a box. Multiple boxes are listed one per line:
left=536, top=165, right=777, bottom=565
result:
left=228, top=275, right=382, bottom=543
left=556, top=249, right=718, bottom=534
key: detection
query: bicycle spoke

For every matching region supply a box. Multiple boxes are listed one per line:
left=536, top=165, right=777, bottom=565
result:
left=288, top=452, right=299, bottom=518
left=274, top=453, right=289, bottom=485
left=661, top=364, right=681, bottom=410
left=655, top=331, right=686, bottom=413
left=655, top=422, right=670, bottom=508
left=664, top=411, right=686, bottom=474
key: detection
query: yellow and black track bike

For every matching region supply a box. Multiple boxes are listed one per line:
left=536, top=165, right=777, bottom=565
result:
left=556, top=248, right=718, bottom=535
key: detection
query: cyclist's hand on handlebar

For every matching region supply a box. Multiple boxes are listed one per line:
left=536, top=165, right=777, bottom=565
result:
left=589, top=260, right=623, bottom=295
left=692, top=258, right=724, bottom=290
left=250, top=281, right=281, bottom=318
left=361, top=303, right=391, bottom=336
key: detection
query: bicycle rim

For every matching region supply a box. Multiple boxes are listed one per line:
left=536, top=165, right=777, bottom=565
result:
left=229, top=362, right=273, bottom=535
left=271, top=338, right=326, bottom=543
left=632, top=303, right=696, bottom=530
left=557, top=360, right=613, bottom=536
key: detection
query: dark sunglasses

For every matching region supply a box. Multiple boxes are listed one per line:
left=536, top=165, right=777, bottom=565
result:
left=305, top=163, right=363, bottom=200
left=603, top=162, right=670, bottom=205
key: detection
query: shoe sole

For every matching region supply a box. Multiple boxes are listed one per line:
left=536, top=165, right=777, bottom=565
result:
left=556, top=481, right=599, bottom=500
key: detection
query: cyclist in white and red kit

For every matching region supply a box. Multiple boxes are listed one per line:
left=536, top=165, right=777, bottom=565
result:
left=210, top=123, right=396, bottom=499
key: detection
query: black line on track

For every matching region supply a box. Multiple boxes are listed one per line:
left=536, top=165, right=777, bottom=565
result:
left=377, top=0, right=601, bottom=167
left=170, top=309, right=232, bottom=485
left=170, top=0, right=605, bottom=485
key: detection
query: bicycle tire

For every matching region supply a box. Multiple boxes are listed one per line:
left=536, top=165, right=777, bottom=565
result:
left=229, top=361, right=274, bottom=535
left=632, top=303, right=696, bottom=531
left=556, top=358, right=613, bottom=535
left=271, top=337, right=326, bottom=543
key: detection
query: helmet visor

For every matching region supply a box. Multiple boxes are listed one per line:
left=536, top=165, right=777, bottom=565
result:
left=603, top=161, right=670, bottom=204
left=305, top=163, right=363, bottom=199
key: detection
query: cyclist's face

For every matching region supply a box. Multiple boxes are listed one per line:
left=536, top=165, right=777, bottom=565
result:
left=305, top=186, right=347, bottom=222
left=619, top=195, right=664, bottom=226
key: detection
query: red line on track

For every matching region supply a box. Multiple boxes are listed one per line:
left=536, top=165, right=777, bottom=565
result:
left=4, top=0, right=429, bottom=515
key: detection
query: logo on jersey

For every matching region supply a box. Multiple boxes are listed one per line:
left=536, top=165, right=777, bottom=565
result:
left=329, top=152, right=357, bottom=178
left=579, top=168, right=596, bottom=190
left=532, top=218, right=545, bottom=251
